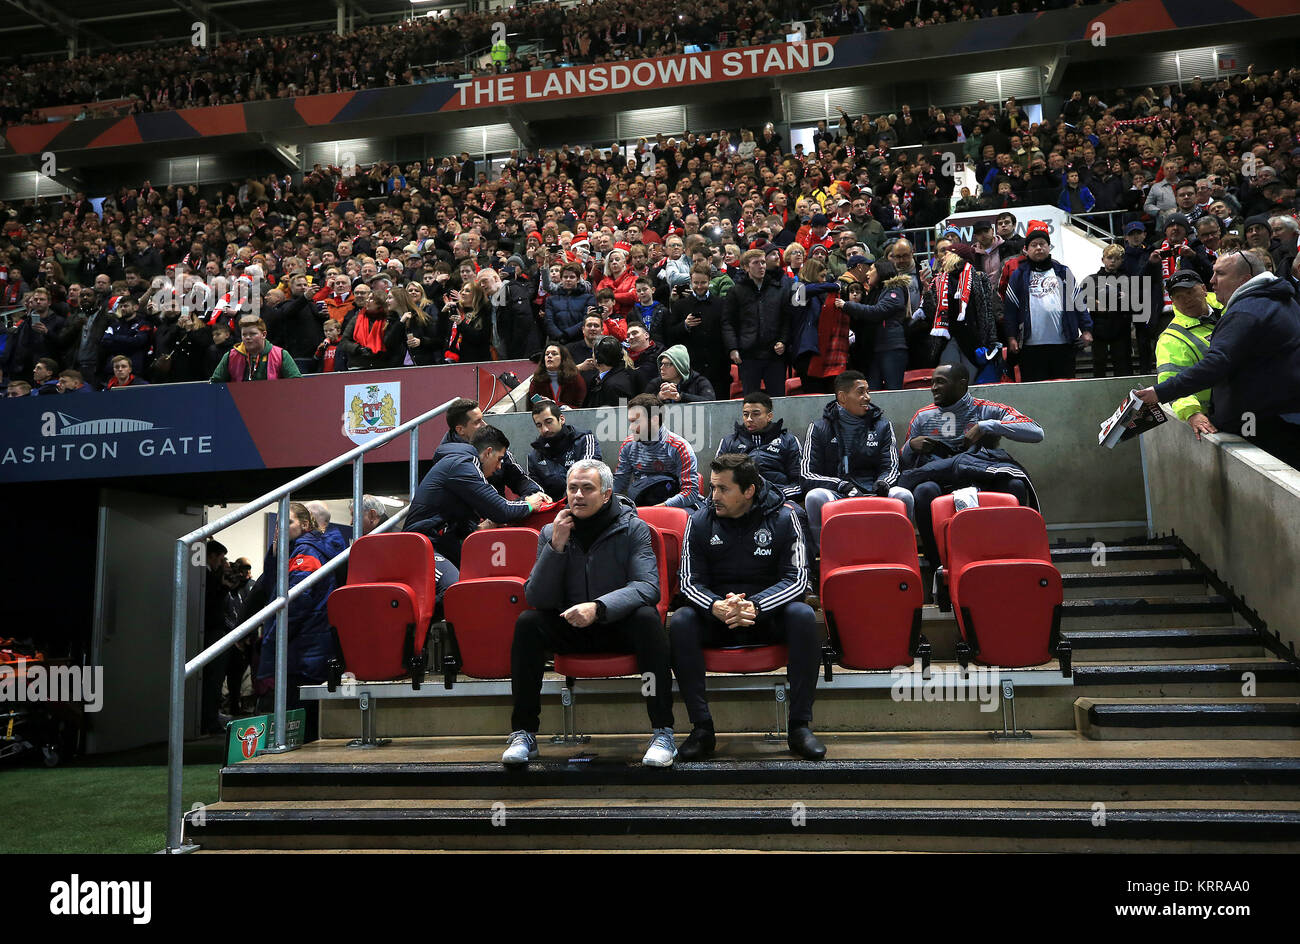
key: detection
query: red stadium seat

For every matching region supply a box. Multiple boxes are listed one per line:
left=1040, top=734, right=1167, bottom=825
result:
left=523, top=501, right=565, bottom=531
left=553, top=653, right=638, bottom=681
left=442, top=576, right=529, bottom=683
left=820, top=512, right=925, bottom=670
left=930, top=492, right=1020, bottom=570
left=929, top=492, right=1020, bottom=611
left=946, top=507, right=1066, bottom=670
left=903, top=369, right=935, bottom=389
left=326, top=533, right=438, bottom=689
left=820, top=496, right=909, bottom=529
left=784, top=376, right=802, bottom=395
left=637, top=507, right=688, bottom=600
left=459, top=527, right=541, bottom=580
left=703, top=645, right=789, bottom=673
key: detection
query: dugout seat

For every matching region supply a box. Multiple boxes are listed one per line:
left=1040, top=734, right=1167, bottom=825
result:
left=441, top=576, right=529, bottom=686
left=946, top=506, right=1068, bottom=672
left=638, top=506, right=688, bottom=601
left=930, top=491, right=1020, bottom=610
left=326, top=533, right=437, bottom=690
left=459, top=527, right=541, bottom=580
left=820, top=511, right=926, bottom=672
left=819, top=495, right=909, bottom=529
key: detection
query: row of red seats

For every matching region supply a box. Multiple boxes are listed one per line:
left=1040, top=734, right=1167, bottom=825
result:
left=324, top=495, right=1068, bottom=692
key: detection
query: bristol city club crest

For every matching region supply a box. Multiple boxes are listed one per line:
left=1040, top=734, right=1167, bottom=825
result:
left=343, top=382, right=401, bottom=446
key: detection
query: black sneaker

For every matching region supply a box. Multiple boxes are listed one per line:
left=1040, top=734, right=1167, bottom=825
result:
left=677, top=725, right=716, bottom=761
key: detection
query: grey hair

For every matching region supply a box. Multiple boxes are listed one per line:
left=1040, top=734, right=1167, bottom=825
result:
left=1269, top=215, right=1299, bottom=234
left=305, top=501, right=331, bottom=526
left=568, top=459, right=613, bottom=493
left=361, top=495, right=388, bottom=521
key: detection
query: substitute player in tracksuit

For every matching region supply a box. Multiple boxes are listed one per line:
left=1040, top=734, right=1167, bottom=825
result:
left=612, top=393, right=703, bottom=509
left=713, top=391, right=804, bottom=502
left=802, top=370, right=914, bottom=551
left=897, top=363, right=1044, bottom=571
left=671, top=453, right=825, bottom=761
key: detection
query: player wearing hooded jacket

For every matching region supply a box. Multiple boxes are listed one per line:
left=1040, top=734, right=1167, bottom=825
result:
left=714, top=391, right=804, bottom=502
left=802, top=372, right=913, bottom=549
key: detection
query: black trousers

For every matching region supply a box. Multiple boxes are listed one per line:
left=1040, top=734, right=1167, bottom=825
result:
left=669, top=603, right=821, bottom=726
left=510, top=606, right=674, bottom=733
left=738, top=356, right=787, bottom=396
left=1092, top=333, right=1133, bottom=377
left=1018, top=343, right=1076, bottom=381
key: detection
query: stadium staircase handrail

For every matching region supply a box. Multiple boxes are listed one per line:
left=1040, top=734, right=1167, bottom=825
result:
left=163, top=396, right=457, bottom=852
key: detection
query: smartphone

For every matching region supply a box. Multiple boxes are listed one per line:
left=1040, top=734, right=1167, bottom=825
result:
left=30, top=312, right=41, bottom=327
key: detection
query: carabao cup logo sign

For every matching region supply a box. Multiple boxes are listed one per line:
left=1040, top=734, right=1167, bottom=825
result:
left=343, top=382, right=401, bottom=446
left=236, top=722, right=265, bottom=759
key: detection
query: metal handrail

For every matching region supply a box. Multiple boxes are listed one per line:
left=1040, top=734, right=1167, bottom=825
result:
left=165, top=397, right=455, bottom=853
left=1069, top=209, right=1129, bottom=240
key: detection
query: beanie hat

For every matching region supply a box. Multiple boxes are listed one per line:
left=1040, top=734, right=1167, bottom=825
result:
left=1025, top=220, right=1051, bottom=246
left=659, top=344, right=691, bottom=380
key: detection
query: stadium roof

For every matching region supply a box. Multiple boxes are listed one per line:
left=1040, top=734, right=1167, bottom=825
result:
left=1, top=0, right=422, bottom=62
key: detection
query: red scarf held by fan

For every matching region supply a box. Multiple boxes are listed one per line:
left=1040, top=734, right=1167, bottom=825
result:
left=354, top=309, right=387, bottom=353
left=930, top=265, right=972, bottom=339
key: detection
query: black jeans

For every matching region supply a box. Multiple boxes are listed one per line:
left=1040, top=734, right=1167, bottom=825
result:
left=1092, top=333, right=1133, bottom=377
left=669, top=603, right=821, bottom=726
left=1018, top=343, right=1076, bottom=381
left=738, top=356, right=787, bottom=396
left=510, top=606, right=674, bottom=733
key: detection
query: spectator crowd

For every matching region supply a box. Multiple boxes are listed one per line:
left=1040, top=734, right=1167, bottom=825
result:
left=2, top=0, right=1105, bottom=124
left=3, top=64, right=1299, bottom=466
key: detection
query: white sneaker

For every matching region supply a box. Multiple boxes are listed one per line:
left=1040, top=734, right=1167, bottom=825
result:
left=502, top=730, right=539, bottom=766
left=642, top=727, right=677, bottom=767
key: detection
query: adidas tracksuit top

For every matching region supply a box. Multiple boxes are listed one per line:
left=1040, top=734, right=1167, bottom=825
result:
left=715, top=419, right=805, bottom=501
left=680, top=483, right=809, bottom=615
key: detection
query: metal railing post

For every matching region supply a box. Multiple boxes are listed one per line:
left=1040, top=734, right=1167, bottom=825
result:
left=409, top=427, right=420, bottom=501
left=352, top=456, right=364, bottom=548
left=165, top=537, right=190, bottom=852
left=165, top=397, right=456, bottom=847
left=271, top=495, right=290, bottom=750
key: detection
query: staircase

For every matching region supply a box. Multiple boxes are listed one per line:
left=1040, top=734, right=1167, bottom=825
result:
left=184, top=536, right=1300, bottom=853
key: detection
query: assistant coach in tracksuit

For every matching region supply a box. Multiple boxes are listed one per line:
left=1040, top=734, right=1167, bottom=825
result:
left=671, top=453, right=825, bottom=761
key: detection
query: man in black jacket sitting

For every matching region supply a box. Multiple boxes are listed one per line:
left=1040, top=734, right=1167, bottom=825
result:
left=525, top=399, right=602, bottom=501
left=503, top=459, right=677, bottom=767
left=671, top=453, right=825, bottom=761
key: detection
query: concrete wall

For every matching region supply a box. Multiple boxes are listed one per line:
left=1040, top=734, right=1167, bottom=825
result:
left=1143, top=413, right=1300, bottom=656
left=491, top=375, right=1153, bottom=533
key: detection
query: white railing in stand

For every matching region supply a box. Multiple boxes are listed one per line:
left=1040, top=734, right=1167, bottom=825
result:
left=164, top=397, right=455, bottom=853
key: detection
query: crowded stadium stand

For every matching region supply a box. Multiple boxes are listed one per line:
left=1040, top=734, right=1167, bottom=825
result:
left=1, top=0, right=1299, bottom=858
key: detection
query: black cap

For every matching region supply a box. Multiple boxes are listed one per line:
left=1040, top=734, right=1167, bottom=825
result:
left=1165, top=269, right=1205, bottom=292
left=972, top=219, right=994, bottom=231
left=810, top=213, right=829, bottom=227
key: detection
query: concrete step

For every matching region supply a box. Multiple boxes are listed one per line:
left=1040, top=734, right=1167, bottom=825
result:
left=1061, top=570, right=1209, bottom=600
left=1057, top=596, right=1240, bottom=628
left=1061, top=626, right=1266, bottom=661
left=1075, top=697, right=1300, bottom=740
left=184, top=796, right=1300, bottom=853
left=1072, top=658, right=1300, bottom=693
left=1049, top=542, right=1186, bottom=575
left=218, top=733, right=1300, bottom=804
